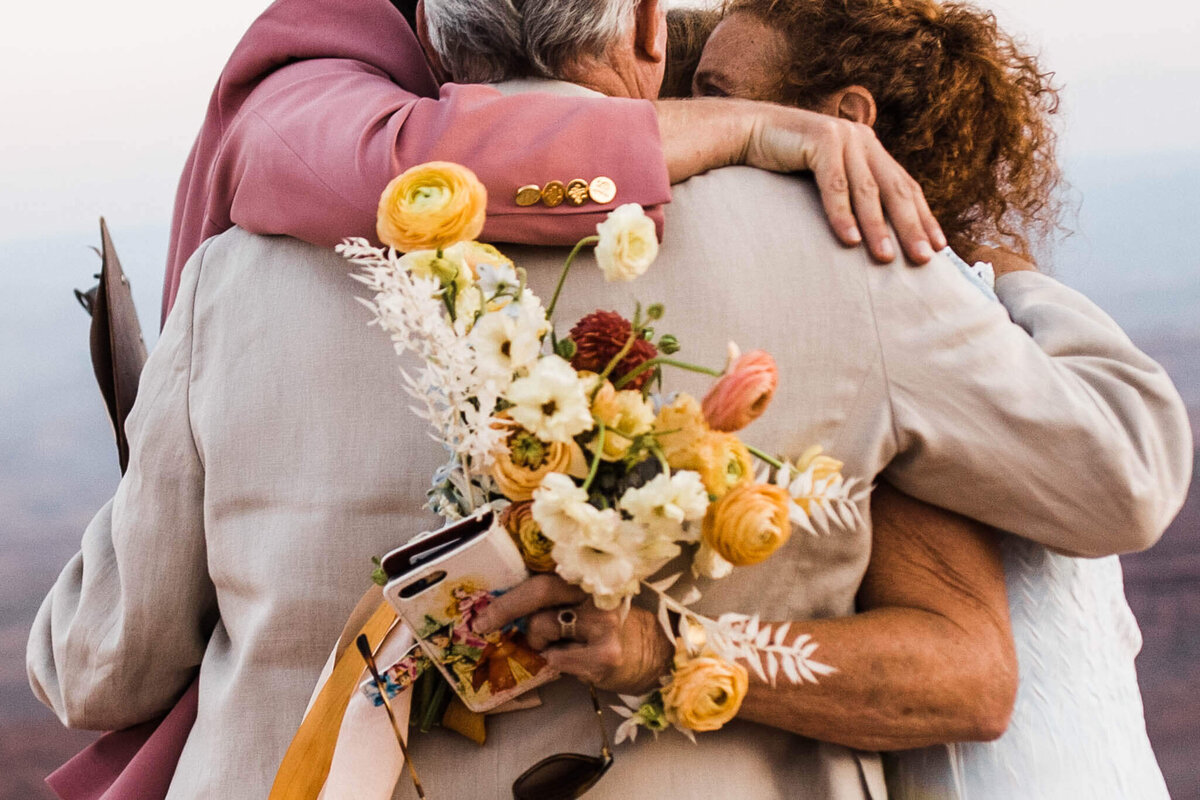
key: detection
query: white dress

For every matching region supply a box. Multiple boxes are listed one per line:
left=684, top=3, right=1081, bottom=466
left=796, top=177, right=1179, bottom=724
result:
left=887, top=252, right=1171, bottom=800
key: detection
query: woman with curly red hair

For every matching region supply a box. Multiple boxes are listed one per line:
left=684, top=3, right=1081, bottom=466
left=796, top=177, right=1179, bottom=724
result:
left=684, top=1, right=1171, bottom=798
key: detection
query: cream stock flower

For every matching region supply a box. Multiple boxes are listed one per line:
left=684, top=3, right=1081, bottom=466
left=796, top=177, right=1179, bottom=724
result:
left=594, top=204, right=658, bottom=282
left=505, top=356, right=594, bottom=444
left=619, top=471, right=709, bottom=541
left=661, top=646, right=749, bottom=732
left=377, top=161, right=487, bottom=252
left=702, top=482, right=792, bottom=566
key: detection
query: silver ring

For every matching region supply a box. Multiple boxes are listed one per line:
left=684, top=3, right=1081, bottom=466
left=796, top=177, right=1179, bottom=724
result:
left=557, top=608, right=578, bottom=640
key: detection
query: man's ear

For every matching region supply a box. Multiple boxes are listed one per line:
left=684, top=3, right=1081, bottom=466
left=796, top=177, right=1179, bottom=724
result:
left=415, top=0, right=451, bottom=83
left=827, top=86, right=878, bottom=127
left=635, top=0, right=667, bottom=64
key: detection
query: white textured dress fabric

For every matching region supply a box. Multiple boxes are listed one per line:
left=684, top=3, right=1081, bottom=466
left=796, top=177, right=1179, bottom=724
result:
left=889, top=541, right=1171, bottom=799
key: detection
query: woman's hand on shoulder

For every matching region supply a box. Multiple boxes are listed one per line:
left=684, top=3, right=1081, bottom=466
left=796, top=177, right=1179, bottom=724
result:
left=473, top=574, right=674, bottom=695
left=656, top=98, right=946, bottom=265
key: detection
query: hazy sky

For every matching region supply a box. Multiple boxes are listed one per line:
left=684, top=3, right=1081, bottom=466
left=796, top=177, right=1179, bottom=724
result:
left=1, top=0, right=1198, bottom=242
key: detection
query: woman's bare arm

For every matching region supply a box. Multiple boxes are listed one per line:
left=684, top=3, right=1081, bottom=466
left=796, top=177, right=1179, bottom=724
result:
left=734, top=482, right=1017, bottom=749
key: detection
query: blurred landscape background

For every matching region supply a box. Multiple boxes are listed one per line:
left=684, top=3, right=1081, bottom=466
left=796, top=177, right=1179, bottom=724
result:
left=1, top=153, right=1197, bottom=797
left=2, top=0, right=1198, bottom=796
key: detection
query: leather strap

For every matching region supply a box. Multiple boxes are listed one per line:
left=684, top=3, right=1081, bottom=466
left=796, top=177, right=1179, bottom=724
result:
left=76, top=218, right=148, bottom=473
left=269, top=589, right=398, bottom=800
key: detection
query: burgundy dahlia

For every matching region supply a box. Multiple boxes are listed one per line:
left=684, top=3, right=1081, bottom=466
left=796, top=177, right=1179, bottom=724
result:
left=568, top=310, right=658, bottom=391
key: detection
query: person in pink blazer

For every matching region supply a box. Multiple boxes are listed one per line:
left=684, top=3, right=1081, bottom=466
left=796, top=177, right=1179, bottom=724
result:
left=162, top=0, right=944, bottom=322
left=50, top=0, right=945, bottom=797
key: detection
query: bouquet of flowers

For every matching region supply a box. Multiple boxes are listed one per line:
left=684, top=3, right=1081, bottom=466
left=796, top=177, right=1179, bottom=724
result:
left=340, top=161, right=867, bottom=743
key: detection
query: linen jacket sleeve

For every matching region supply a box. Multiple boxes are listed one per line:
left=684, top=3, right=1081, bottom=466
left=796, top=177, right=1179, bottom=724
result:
left=215, top=60, right=672, bottom=249
left=27, top=241, right=217, bottom=730
left=870, top=260, right=1192, bottom=557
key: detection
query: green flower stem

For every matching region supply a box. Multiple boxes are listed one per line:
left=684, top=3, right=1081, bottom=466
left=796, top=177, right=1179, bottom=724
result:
left=595, top=330, right=641, bottom=396
left=746, top=443, right=787, bottom=472
left=613, top=357, right=722, bottom=390
left=546, top=235, right=599, bottom=321
left=581, top=421, right=607, bottom=493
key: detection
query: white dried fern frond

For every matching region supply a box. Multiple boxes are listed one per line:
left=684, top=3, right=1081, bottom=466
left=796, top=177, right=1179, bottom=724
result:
left=340, top=239, right=507, bottom=508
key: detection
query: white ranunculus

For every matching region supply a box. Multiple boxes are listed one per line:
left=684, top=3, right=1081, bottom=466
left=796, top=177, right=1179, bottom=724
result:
left=505, top=355, right=594, bottom=443
left=619, top=471, right=709, bottom=541
left=594, top=204, right=658, bottom=282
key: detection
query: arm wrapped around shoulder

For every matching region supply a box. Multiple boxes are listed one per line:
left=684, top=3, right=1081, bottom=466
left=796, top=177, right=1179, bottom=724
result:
left=873, top=254, right=1192, bottom=557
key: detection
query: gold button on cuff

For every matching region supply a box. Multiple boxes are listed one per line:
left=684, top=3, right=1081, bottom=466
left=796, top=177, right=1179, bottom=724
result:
left=515, top=184, right=542, bottom=207
left=588, top=176, right=617, bottom=205
left=565, top=179, right=590, bottom=206
left=541, top=180, right=566, bottom=207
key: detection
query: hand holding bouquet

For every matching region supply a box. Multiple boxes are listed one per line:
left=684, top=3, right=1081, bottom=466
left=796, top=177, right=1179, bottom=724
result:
left=340, top=162, right=867, bottom=742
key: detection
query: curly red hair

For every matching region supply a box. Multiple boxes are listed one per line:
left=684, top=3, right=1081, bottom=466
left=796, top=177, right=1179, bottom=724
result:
left=725, top=0, right=1063, bottom=256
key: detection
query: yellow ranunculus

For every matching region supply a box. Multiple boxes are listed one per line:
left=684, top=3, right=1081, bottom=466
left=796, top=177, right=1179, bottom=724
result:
left=654, top=394, right=709, bottom=467
left=377, top=161, right=487, bottom=252
left=455, top=241, right=513, bottom=281
left=589, top=381, right=656, bottom=460
left=669, top=430, right=754, bottom=500
left=500, top=501, right=556, bottom=572
left=792, top=445, right=846, bottom=512
left=662, top=645, right=749, bottom=732
left=702, top=482, right=791, bottom=566
left=398, top=248, right=473, bottom=293
left=491, top=425, right=586, bottom=502
left=796, top=445, right=842, bottom=478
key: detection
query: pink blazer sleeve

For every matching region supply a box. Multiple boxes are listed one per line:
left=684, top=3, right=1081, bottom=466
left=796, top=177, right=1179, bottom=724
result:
left=220, top=62, right=672, bottom=249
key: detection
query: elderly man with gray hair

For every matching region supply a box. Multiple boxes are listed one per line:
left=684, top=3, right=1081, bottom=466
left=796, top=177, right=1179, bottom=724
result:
left=27, top=0, right=1188, bottom=798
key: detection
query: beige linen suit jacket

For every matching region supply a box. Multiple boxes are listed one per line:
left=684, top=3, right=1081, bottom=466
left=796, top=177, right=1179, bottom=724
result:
left=29, top=167, right=1190, bottom=799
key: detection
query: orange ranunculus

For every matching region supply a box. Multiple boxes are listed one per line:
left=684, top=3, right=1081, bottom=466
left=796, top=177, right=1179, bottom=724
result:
left=377, top=161, right=487, bottom=252
left=702, top=350, right=778, bottom=432
left=702, top=482, right=791, bottom=566
left=500, top=502, right=556, bottom=572
left=491, top=426, right=586, bottom=502
left=661, top=644, right=749, bottom=732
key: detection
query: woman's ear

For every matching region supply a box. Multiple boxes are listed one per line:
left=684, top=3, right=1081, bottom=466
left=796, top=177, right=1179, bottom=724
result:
left=826, top=86, right=878, bottom=127
left=635, top=0, right=667, bottom=64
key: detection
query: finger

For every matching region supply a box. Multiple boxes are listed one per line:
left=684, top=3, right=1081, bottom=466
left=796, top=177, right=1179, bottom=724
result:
left=525, top=604, right=620, bottom=650
left=473, top=575, right=587, bottom=634
left=841, top=133, right=894, bottom=263
left=914, top=180, right=947, bottom=251
left=806, top=125, right=862, bottom=247
left=863, top=139, right=935, bottom=264
left=542, top=643, right=604, bottom=683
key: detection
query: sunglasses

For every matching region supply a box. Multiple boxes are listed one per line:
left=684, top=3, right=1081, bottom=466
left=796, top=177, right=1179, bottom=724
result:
left=360, top=634, right=614, bottom=799
left=511, top=683, right=615, bottom=799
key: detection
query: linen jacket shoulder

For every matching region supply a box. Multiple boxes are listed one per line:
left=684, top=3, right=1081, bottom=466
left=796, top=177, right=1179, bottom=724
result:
left=30, top=169, right=1190, bottom=799
left=163, top=0, right=671, bottom=322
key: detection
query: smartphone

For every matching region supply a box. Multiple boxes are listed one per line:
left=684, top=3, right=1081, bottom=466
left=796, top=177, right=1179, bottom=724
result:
left=380, top=510, right=558, bottom=713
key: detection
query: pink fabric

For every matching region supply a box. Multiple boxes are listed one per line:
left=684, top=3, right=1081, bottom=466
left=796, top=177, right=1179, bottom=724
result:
left=46, top=681, right=198, bottom=800
left=163, top=0, right=671, bottom=323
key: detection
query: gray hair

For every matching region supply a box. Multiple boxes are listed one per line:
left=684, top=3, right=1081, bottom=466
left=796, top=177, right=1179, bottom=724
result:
left=424, top=0, right=640, bottom=83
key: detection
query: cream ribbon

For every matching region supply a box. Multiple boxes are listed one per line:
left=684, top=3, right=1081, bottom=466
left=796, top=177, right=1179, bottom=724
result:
left=269, top=587, right=414, bottom=800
